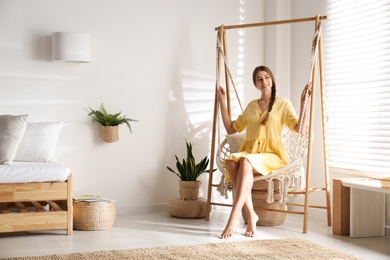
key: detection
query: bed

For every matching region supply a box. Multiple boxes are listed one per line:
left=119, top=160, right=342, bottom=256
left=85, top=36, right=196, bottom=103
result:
left=0, top=115, right=73, bottom=235
left=0, top=162, right=73, bottom=235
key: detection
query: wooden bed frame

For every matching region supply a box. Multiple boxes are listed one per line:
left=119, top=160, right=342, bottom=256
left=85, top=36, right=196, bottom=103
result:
left=0, top=174, right=73, bottom=235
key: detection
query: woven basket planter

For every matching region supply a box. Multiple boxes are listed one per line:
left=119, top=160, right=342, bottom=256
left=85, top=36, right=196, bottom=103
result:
left=73, top=201, right=116, bottom=231
left=101, top=126, right=119, bottom=143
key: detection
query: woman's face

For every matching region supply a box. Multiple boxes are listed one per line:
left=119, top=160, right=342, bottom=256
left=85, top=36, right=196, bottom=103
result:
left=254, top=70, right=273, bottom=90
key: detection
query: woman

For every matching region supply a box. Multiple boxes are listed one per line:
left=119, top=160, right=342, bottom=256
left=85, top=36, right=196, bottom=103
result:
left=216, top=65, right=311, bottom=239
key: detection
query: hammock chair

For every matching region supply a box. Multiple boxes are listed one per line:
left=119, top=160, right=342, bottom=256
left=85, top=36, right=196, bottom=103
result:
left=206, top=15, right=331, bottom=234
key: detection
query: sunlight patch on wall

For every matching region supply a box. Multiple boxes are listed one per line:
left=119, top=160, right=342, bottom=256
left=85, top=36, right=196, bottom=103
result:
left=180, top=70, right=215, bottom=140
left=238, top=0, right=246, bottom=77
left=230, top=0, right=246, bottom=118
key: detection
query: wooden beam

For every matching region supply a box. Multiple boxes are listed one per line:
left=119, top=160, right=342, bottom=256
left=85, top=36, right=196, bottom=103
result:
left=215, top=15, right=328, bottom=31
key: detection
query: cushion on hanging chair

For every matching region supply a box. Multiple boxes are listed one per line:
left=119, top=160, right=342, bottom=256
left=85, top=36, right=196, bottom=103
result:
left=226, top=132, right=246, bottom=153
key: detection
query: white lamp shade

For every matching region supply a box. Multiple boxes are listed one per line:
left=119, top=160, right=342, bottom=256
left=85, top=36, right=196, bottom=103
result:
left=52, top=32, right=90, bottom=63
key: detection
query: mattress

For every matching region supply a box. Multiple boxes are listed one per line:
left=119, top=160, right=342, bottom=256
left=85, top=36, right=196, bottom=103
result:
left=0, top=162, right=71, bottom=183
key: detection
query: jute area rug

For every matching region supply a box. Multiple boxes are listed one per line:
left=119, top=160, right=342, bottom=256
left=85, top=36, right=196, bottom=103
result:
left=3, top=238, right=359, bottom=260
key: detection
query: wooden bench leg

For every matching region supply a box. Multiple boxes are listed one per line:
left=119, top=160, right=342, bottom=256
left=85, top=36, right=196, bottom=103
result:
left=332, top=179, right=350, bottom=235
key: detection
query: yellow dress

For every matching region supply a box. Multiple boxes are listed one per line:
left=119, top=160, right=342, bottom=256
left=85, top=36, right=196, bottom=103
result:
left=226, top=97, right=298, bottom=182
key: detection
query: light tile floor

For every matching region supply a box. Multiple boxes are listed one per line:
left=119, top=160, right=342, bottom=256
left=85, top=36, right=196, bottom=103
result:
left=0, top=209, right=389, bottom=259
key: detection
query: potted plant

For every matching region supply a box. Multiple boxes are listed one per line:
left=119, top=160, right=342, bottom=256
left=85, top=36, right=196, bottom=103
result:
left=167, top=140, right=215, bottom=200
left=88, top=103, right=138, bottom=143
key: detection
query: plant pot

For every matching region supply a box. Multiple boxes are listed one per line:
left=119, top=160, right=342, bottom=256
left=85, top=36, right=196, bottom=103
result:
left=101, top=126, right=119, bottom=143
left=179, top=180, right=201, bottom=200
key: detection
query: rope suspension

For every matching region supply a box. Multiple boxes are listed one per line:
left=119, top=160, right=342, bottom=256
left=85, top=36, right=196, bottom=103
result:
left=216, top=33, right=244, bottom=112
left=295, top=20, right=323, bottom=156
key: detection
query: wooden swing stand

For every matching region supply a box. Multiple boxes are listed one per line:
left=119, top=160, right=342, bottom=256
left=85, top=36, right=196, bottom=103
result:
left=206, top=15, right=331, bottom=234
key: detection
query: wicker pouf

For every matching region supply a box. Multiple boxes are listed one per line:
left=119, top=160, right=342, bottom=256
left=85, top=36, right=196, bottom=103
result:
left=242, top=180, right=287, bottom=226
left=242, top=192, right=287, bottom=226
left=254, top=179, right=279, bottom=190
left=73, top=201, right=116, bottom=231
left=167, top=198, right=207, bottom=219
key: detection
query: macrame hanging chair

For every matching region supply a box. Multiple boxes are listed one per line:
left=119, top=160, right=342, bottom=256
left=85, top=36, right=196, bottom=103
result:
left=214, top=21, right=323, bottom=204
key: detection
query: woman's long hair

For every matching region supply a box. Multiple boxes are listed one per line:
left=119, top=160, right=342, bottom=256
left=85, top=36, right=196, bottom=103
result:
left=252, top=65, right=276, bottom=124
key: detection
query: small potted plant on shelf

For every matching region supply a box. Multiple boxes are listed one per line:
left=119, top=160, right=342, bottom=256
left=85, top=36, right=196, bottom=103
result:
left=88, top=103, right=138, bottom=143
left=167, top=140, right=216, bottom=200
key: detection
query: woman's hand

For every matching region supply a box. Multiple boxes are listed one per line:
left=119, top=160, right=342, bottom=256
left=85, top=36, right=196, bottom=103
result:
left=295, top=82, right=312, bottom=134
left=216, top=86, right=236, bottom=134
left=301, top=82, right=312, bottom=103
left=216, top=86, right=226, bottom=103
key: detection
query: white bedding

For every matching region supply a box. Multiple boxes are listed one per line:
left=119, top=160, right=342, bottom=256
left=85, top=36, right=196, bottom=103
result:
left=0, top=162, right=71, bottom=183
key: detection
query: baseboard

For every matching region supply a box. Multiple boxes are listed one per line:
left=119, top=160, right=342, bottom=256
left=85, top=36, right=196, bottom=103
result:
left=116, top=203, right=232, bottom=215
left=309, top=207, right=328, bottom=221
left=288, top=206, right=328, bottom=222
left=116, top=203, right=328, bottom=219
left=115, top=204, right=167, bottom=215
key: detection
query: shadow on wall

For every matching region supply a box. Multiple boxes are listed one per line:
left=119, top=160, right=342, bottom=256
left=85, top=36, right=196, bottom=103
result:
left=27, top=34, right=52, bottom=61
left=183, top=70, right=219, bottom=198
left=163, top=68, right=216, bottom=198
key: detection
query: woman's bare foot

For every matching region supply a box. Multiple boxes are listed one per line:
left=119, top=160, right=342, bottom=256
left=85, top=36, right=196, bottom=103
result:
left=244, top=211, right=259, bottom=237
left=219, top=216, right=239, bottom=239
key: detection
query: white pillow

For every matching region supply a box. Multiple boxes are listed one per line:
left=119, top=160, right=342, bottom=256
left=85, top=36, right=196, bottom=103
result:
left=0, top=114, right=28, bottom=165
left=226, top=132, right=246, bottom=153
left=14, top=122, right=63, bottom=162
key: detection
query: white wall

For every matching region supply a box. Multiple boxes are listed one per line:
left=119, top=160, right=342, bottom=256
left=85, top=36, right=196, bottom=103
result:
left=290, top=0, right=328, bottom=209
left=1, top=0, right=332, bottom=216
left=0, top=0, right=265, bottom=213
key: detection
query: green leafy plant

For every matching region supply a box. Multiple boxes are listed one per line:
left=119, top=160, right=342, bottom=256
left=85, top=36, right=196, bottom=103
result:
left=167, top=140, right=216, bottom=181
left=88, top=103, right=138, bottom=133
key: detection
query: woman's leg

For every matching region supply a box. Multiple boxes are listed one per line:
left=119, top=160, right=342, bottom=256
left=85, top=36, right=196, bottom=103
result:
left=234, top=159, right=259, bottom=237
left=242, top=191, right=259, bottom=237
left=219, top=160, right=239, bottom=238
left=220, top=158, right=257, bottom=239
